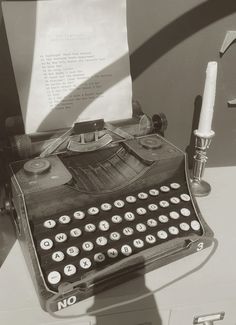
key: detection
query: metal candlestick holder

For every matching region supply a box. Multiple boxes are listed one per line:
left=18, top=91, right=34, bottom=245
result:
left=190, top=129, right=215, bottom=197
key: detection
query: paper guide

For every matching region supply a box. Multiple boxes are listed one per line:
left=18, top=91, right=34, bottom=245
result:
left=2, top=0, right=133, bottom=134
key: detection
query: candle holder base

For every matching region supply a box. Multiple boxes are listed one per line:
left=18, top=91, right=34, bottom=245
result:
left=190, top=179, right=211, bottom=197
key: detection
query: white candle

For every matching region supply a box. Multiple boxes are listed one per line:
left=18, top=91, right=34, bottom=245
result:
left=197, top=61, right=218, bottom=136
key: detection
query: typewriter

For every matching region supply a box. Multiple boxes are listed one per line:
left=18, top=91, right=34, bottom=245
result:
left=4, top=104, right=213, bottom=313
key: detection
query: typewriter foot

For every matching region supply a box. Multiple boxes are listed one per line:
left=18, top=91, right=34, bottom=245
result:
left=190, top=179, right=211, bottom=197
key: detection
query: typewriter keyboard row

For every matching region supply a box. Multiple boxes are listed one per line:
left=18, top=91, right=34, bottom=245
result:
left=32, top=180, right=203, bottom=290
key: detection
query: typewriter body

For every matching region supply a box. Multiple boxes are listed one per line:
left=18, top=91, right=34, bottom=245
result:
left=7, top=108, right=213, bottom=312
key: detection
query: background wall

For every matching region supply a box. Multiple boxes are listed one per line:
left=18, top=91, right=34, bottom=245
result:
left=127, top=0, right=236, bottom=167
left=1, top=0, right=236, bottom=167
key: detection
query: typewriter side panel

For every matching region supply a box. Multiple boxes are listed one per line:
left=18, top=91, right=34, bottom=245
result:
left=10, top=173, right=54, bottom=309
left=184, top=162, right=214, bottom=241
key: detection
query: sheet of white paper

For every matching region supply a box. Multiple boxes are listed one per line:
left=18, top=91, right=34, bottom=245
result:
left=2, top=0, right=132, bottom=134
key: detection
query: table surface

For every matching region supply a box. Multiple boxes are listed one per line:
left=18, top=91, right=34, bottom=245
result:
left=0, top=166, right=236, bottom=325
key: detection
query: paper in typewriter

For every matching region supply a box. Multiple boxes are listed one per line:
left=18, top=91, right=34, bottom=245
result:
left=2, top=0, right=132, bottom=134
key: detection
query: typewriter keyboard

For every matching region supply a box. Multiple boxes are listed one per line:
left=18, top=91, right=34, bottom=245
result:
left=32, top=179, right=203, bottom=290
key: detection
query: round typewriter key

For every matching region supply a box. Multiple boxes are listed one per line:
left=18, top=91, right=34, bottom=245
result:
left=159, top=200, right=170, bottom=208
left=180, top=222, right=190, bottom=231
left=169, top=211, right=180, bottom=220
left=80, top=257, right=92, bottom=269
left=180, top=193, right=191, bottom=202
left=94, top=253, right=106, bottom=262
left=147, top=218, right=158, bottom=227
left=98, top=220, right=110, bottom=231
left=43, top=219, right=56, bottom=229
left=145, top=234, right=156, bottom=244
left=136, top=223, right=147, bottom=232
left=107, top=248, right=118, bottom=258
left=47, top=271, right=61, bottom=285
left=148, top=204, right=158, bottom=211
left=133, top=239, right=144, bottom=248
left=138, top=192, right=148, bottom=200
left=110, top=231, right=121, bottom=241
left=70, top=228, right=82, bottom=237
left=114, top=200, right=125, bottom=208
left=180, top=208, right=191, bottom=217
left=84, top=223, right=96, bottom=232
left=111, top=215, right=122, bottom=223
left=160, top=186, right=170, bottom=193
left=168, top=226, right=179, bottom=235
left=157, top=230, right=168, bottom=239
left=136, top=207, right=147, bottom=215
left=40, top=238, right=53, bottom=250
left=101, top=203, right=112, bottom=211
left=149, top=189, right=159, bottom=196
left=88, top=207, right=99, bottom=215
left=121, top=244, right=132, bottom=256
left=73, top=211, right=85, bottom=220
left=124, top=212, right=135, bottom=221
left=55, top=233, right=67, bottom=243
left=64, top=264, right=76, bottom=276
left=82, top=241, right=94, bottom=251
left=24, top=158, right=51, bottom=175
left=52, top=251, right=65, bottom=262
left=123, top=227, right=134, bottom=236
left=126, top=195, right=136, bottom=203
left=66, top=246, right=79, bottom=257
left=191, top=220, right=201, bottom=231
left=170, top=197, right=180, bottom=204
left=170, top=182, right=181, bottom=189
left=158, top=215, right=169, bottom=223
left=59, top=215, right=71, bottom=224
left=96, top=236, right=108, bottom=246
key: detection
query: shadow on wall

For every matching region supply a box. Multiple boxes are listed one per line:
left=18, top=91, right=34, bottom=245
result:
left=38, top=0, right=236, bottom=131
left=0, top=0, right=36, bottom=139
left=1, top=0, right=236, bottom=135
left=129, top=0, right=236, bottom=79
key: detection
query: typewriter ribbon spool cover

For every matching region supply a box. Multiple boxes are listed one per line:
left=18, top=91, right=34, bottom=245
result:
left=2, top=0, right=214, bottom=314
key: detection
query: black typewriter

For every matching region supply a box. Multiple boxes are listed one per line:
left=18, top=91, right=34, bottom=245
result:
left=6, top=110, right=213, bottom=312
